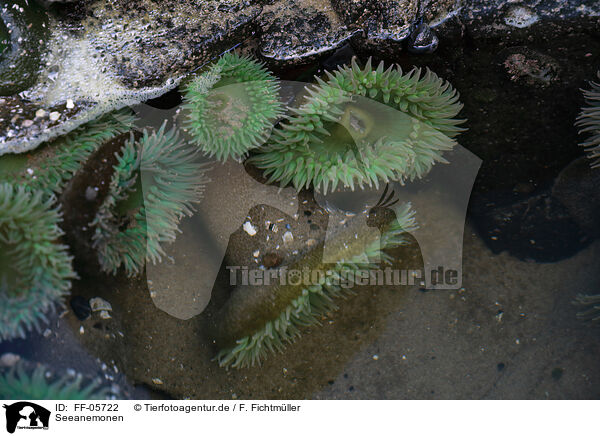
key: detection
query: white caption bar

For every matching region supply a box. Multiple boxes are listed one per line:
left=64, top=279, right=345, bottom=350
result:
left=1, top=400, right=596, bottom=436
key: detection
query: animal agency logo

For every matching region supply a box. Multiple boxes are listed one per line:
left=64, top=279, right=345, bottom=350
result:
left=2, top=402, right=50, bottom=433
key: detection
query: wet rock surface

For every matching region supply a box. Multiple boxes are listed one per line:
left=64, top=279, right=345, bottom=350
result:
left=2, top=0, right=599, bottom=155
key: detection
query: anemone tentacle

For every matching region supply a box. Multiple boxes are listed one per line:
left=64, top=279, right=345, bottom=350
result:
left=251, top=58, right=465, bottom=193
left=0, top=110, right=137, bottom=197
left=575, top=72, right=600, bottom=168
left=0, top=362, right=111, bottom=400
left=91, top=123, right=209, bottom=277
left=0, top=183, right=76, bottom=341
left=183, top=52, right=283, bottom=162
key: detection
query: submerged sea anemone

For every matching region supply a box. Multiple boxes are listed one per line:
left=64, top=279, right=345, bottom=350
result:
left=0, top=0, right=49, bottom=95
left=0, top=362, right=110, bottom=400
left=575, top=72, right=600, bottom=168
left=0, top=183, right=76, bottom=341
left=251, top=58, right=465, bottom=193
left=0, top=110, right=136, bottom=197
left=214, top=202, right=417, bottom=369
left=183, top=52, right=282, bottom=162
left=91, top=123, right=208, bottom=277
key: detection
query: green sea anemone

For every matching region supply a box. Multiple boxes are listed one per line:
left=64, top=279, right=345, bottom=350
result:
left=0, top=110, right=137, bottom=197
left=91, top=123, right=208, bottom=277
left=214, top=202, right=417, bottom=369
left=182, top=52, right=283, bottom=162
left=0, top=0, right=49, bottom=95
left=0, top=362, right=110, bottom=400
left=251, top=58, right=465, bottom=193
left=575, top=72, right=600, bottom=168
left=0, top=183, right=76, bottom=341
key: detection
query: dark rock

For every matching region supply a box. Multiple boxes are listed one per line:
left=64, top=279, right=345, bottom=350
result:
left=552, top=157, right=600, bottom=239
left=259, top=0, right=358, bottom=65
left=70, top=295, right=91, bottom=321
left=470, top=190, right=590, bottom=262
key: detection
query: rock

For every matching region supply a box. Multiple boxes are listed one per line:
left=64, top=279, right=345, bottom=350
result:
left=0, top=353, right=21, bottom=367
left=259, top=0, right=358, bottom=65
left=470, top=190, right=590, bottom=262
left=70, top=295, right=92, bottom=321
left=0, top=0, right=263, bottom=155
left=552, top=157, right=600, bottom=239
left=502, top=47, right=560, bottom=87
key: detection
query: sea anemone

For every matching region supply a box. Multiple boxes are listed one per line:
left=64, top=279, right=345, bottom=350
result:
left=0, top=362, right=110, bottom=400
left=214, top=202, right=417, bottom=369
left=182, top=52, right=283, bottom=162
left=251, top=58, right=465, bottom=193
left=0, top=110, right=137, bottom=197
left=0, top=182, right=76, bottom=341
left=575, top=72, right=600, bottom=168
left=91, top=123, right=208, bottom=277
left=0, top=0, right=49, bottom=95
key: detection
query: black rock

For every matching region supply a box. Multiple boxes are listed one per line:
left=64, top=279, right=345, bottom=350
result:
left=69, top=295, right=91, bottom=321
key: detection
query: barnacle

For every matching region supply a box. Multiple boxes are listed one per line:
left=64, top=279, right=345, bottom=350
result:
left=0, top=0, right=49, bottom=95
left=251, top=58, right=465, bottom=193
left=575, top=72, right=600, bottom=168
left=0, top=183, right=76, bottom=341
left=214, top=202, right=417, bottom=369
left=91, top=123, right=208, bottom=277
left=0, top=362, right=110, bottom=400
left=0, top=110, right=136, bottom=197
left=182, top=52, right=283, bottom=162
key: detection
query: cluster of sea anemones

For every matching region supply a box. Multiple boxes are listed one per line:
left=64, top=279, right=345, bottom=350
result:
left=91, top=123, right=208, bottom=276
left=180, top=54, right=465, bottom=368
left=0, top=51, right=465, bottom=375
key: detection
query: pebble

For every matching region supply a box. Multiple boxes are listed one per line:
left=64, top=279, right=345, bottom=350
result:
left=0, top=353, right=21, bottom=367
left=85, top=186, right=98, bottom=201
left=21, top=119, right=34, bottom=127
left=152, top=378, right=163, bottom=385
left=66, top=99, right=74, bottom=109
left=90, top=297, right=112, bottom=313
left=49, top=112, right=60, bottom=121
left=243, top=221, right=257, bottom=236
left=283, top=231, right=293, bottom=244
left=35, top=109, right=46, bottom=118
